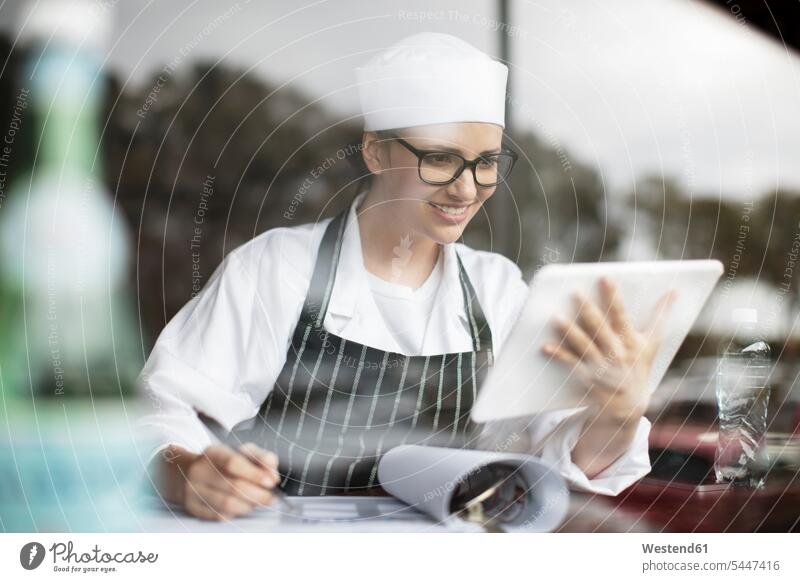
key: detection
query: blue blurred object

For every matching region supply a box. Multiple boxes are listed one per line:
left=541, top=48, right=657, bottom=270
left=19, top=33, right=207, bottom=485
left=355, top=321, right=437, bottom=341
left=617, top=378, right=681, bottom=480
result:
left=0, top=401, right=153, bottom=532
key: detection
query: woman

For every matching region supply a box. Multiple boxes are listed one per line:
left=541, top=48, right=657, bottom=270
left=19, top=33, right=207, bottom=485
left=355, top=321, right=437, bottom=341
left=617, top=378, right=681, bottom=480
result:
left=139, top=32, right=674, bottom=520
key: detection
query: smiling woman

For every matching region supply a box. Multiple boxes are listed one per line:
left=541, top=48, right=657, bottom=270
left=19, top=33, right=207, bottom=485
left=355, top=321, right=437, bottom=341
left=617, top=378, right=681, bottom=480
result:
left=139, top=31, right=655, bottom=520
left=356, top=122, right=510, bottom=268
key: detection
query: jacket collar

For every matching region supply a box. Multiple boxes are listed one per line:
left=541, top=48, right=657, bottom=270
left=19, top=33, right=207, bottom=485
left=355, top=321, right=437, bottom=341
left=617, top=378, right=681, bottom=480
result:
left=325, top=188, right=468, bottom=330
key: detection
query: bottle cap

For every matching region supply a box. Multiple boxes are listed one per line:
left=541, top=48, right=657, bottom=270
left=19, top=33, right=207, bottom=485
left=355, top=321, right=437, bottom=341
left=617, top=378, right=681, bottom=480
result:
left=18, top=0, right=111, bottom=53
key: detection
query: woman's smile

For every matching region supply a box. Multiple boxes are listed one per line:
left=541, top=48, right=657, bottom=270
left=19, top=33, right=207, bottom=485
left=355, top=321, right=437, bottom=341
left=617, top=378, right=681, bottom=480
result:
left=426, top=199, right=473, bottom=223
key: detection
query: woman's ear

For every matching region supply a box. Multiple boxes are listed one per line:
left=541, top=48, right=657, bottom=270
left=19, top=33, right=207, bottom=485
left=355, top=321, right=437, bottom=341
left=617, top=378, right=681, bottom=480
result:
left=361, top=131, right=388, bottom=176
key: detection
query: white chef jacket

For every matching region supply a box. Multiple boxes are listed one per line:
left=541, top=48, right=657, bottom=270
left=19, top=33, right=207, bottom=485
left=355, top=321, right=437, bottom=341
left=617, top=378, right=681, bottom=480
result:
left=137, top=189, right=652, bottom=495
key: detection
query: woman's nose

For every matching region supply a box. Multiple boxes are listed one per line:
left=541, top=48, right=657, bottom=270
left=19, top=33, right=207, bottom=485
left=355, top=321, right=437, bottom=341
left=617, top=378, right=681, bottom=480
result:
left=446, top=166, right=480, bottom=201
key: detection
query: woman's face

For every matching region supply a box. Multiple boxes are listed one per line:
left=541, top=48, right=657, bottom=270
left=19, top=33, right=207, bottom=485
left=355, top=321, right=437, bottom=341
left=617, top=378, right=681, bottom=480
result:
left=363, top=122, right=504, bottom=245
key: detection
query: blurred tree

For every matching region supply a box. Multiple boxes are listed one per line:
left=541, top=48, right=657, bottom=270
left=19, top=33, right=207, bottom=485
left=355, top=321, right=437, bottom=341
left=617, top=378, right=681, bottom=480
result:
left=632, top=177, right=800, bottom=288
left=473, top=130, right=623, bottom=277
left=0, top=38, right=30, bottom=190
left=751, top=190, right=800, bottom=305
left=631, top=175, right=739, bottom=261
left=104, top=62, right=366, bottom=340
left=630, top=176, right=800, bottom=341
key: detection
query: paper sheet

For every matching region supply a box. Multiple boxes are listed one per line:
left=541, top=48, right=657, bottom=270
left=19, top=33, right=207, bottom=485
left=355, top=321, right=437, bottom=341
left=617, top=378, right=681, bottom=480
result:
left=378, top=445, right=570, bottom=532
left=140, top=496, right=481, bottom=532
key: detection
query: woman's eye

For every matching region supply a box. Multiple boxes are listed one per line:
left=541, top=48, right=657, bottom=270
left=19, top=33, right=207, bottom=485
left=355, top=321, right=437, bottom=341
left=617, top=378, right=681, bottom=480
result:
left=478, top=157, right=498, bottom=168
left=428, top=154, right=450, bottom=164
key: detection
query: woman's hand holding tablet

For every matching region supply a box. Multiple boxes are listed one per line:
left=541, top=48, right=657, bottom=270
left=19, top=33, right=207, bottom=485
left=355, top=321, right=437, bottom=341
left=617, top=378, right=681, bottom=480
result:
left=538, top=277, right=679, bottom=477
left=471, top=259, right=724, bottom=424
left=540, top=277, right=678, bottom=425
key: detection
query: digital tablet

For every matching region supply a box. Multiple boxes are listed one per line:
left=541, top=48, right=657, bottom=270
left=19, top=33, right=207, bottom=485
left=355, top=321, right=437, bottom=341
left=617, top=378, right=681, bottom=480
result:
left=471, top=260, right=724, bottom=422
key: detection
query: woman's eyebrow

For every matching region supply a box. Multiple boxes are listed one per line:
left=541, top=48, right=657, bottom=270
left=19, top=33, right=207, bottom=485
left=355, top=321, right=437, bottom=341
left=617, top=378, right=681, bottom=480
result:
left=421, top=143, right=503, bottom=156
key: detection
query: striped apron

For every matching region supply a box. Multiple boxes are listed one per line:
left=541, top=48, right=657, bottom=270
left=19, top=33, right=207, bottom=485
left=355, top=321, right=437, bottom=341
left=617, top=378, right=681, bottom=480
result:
left=248, top=199, right=494, bottom=496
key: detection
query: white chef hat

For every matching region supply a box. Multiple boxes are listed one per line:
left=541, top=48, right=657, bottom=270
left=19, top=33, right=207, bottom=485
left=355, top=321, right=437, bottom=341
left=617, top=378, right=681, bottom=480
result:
left=355, top=32, right=508, bottom=131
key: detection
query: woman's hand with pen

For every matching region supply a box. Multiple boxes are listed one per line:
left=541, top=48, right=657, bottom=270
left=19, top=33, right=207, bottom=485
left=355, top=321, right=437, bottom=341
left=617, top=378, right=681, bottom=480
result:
left=155, top=442, right=280, bottom=520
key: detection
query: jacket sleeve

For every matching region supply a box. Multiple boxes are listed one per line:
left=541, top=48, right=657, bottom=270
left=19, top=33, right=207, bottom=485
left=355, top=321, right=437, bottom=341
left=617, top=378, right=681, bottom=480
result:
left=136, top=243, right=287, bottom=467
left=477, top=411, right=651, bottom=495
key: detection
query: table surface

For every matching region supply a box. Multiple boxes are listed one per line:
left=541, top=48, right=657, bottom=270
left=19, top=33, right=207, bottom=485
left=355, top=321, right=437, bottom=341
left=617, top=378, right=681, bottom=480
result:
left=139, top=420, right=800, bottom=533
left=140, top=493, right=656, bottom=533
left=140, top=496, right=486, bottom=533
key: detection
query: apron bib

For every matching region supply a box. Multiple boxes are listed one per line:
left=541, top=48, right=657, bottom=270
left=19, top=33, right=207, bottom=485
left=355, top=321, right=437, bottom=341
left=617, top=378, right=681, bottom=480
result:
left=249, top=199, right=494, bottom=495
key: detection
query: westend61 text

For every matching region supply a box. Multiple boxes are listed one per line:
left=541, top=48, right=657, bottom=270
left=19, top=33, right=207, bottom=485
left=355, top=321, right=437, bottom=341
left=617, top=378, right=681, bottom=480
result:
left=642, top=543, right=708, bottom=554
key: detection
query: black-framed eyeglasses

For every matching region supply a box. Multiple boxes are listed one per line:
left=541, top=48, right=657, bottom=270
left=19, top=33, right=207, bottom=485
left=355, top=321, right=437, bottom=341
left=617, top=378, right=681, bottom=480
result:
left=387, top=134, right=518, bottom=187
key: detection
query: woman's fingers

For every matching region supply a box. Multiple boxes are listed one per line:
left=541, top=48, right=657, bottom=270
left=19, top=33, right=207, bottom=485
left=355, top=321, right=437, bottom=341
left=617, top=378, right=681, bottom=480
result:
left=184, top=490, right=225, bottom=521
left=598, top=277, right=633, bottom=339
left=541, top=281, right=673, bottom=418
left=239, top=442, right=278, bottom=467
left=541, top=342, right=597, bottom=381
left=183, top=445, right=280, bottom=521
left=541, top=343, right=604, bottom=400
left=552, top=315, right=606, bottom=365
left=185, top=481, right=255, bottom=520
left=207, top=475, right=275, bottom=507
left=239, top=442, right=279, bottom=483
left=542, top=342, right=581, bottom=367
left=572, top=291, right=622, bottom=357
left=203, top=444, right=276, bottom=488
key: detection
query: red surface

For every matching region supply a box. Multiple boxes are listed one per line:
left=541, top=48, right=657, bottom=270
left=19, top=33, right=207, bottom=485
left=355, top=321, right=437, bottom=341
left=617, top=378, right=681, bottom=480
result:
left=612, top=423, right=800, bottom=532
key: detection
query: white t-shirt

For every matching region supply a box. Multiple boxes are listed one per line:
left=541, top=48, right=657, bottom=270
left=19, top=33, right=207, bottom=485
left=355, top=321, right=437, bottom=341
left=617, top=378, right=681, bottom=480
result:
left=365, top=250, right=444, bottom=355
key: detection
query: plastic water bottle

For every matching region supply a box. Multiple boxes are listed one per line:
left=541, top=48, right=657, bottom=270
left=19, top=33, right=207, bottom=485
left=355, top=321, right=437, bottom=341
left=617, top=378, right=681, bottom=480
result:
left=714, top=308, right=771, bottom=488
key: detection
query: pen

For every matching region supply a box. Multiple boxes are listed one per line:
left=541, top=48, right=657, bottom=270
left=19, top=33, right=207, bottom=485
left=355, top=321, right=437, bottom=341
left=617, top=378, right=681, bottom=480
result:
left=197, top=412, right=298, bottom=514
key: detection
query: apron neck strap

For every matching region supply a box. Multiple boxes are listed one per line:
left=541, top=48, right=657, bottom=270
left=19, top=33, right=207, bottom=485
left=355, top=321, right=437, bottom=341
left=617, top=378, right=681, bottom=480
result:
left=299, top=206, right=348, bottom=329
left=300, top=198, right=494, bottom=355
left=455, top=250, right=493, bottom=354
